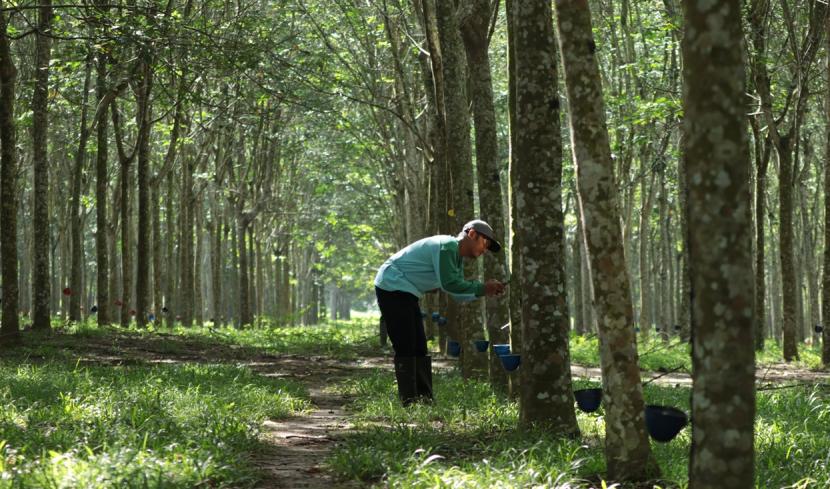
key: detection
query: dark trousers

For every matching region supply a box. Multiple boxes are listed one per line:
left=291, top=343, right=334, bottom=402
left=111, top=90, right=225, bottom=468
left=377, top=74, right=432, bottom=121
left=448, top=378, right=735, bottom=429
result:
left=375, top=287, right=427, bottom=357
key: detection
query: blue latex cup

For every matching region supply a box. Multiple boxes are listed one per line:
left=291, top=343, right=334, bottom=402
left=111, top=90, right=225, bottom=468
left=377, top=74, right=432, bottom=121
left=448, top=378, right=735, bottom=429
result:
left=492, top=343, right=511, bottom=356
left=499, top=354, right=521, bottom=371
left=473, top=340, right=489, bottom=352
left=447, top=340, right=461, bottom=357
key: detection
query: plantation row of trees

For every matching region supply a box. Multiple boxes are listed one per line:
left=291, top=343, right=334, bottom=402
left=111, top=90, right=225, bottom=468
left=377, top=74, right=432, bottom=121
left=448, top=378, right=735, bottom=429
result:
left=0, top=0, right=828, bottom=484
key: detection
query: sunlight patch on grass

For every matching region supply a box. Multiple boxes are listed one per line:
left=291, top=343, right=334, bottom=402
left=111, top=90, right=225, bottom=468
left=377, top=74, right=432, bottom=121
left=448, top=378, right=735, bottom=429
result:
left=0, top=361, right=309, bottom=487
left=329, top=365, right=830, bottom=488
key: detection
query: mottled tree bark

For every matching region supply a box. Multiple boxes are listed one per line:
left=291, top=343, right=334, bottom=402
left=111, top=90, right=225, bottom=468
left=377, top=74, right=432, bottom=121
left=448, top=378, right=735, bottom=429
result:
left=823, top=8, right=830, bottom=366
left=32, top=0, right=54, bottom=329
left=435, top=0, right=486, bottom=379
left=460, top=0, right=510, bottom=392
left=0, top=6, right=20, bottom=344
left=682, top=2, right=756, bottom=487
left=554, top=0, right=656, bottom=480
left=511, top=0, right=578, bottom=434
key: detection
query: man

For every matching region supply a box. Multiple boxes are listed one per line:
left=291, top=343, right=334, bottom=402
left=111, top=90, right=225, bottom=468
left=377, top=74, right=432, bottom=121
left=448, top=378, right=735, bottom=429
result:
left=374, top=219, right=506, bottom=405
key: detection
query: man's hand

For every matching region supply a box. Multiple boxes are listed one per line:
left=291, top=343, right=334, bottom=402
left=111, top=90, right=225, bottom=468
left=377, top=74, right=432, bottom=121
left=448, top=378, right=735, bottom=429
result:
left=484, top=279, right=506, bottom=297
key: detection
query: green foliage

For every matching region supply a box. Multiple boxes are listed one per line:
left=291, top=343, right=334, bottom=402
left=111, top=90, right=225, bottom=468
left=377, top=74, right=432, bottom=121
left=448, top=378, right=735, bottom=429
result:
left=0, top=360, right=309, bottom=487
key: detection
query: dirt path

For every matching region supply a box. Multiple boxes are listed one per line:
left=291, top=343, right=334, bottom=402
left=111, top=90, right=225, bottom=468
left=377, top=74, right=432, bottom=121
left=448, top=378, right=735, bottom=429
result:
left=250, top=356, right=381, bottom=489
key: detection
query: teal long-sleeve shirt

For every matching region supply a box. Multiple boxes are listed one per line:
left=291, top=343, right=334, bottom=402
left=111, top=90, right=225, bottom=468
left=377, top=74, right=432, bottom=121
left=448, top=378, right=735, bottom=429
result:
left=374, top=235, right=484, bottom=300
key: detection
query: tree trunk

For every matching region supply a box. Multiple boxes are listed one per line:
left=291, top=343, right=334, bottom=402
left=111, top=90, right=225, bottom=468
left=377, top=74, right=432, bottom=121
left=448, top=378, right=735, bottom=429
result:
left=572, top=232, right=585, bottom=334
left=554, top=0, right=656, bottom=480
left=778, top=140, right=799, bottom=361
left=824, top=8, right=830, bottom=366
left=95, top=53, right=110, bottom=325
left=751, top=123, right=771, bottom=350
left=112, top=102, right=133, bottom=327
left=682, top=1, right=756, bottom=487
left=135, top=60, right=153, bottom=328
left=69, top=53, right=92, bottom=321
left=460, top=0, right=510, bottom=393
left=638, top=173, right=655, bottom=335
left=511, top=0, right=578, bottom=434
left=505, top=0, right=523, bottom=387
left=32, top=0, right=54, bottom=329
left=164, top=172, right=176, bottom=326
left=194, top=206, right=204, bottom=327
left=213, top=215, right=222, bottom=325
left=237, top=217, right=251, bottom=327
left=0, top=7, right=20, bottom=343
left=180, top=148, right=194, bottom=327
left=435, top=0, right=486, bottom=379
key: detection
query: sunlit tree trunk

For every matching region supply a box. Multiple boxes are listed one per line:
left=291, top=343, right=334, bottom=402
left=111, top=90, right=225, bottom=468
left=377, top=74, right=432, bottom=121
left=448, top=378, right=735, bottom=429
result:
left=823, top=8, right=830, bottom=366
left=554, top=0, right=656, bottom=480
left=511, top=0, right=578, bottom=434
left=32, top=0, right=54, bottom=329
left=682, top=2, right=756, bottom=487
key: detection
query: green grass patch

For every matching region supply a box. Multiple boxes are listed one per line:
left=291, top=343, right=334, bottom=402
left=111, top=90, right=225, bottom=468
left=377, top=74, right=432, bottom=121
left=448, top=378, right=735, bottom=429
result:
left=570, top=333, right=827, bottom=372
left=329, top=367, right=830, bottom=488
left=0, top=359, right=309, bottom=487
left=52, top=316, right=384, bottom=361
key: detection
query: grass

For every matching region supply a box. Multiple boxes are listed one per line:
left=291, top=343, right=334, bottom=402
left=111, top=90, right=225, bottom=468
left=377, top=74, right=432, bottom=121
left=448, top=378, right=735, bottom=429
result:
left=50, top=316, right=383, bottom=361
left=0, top=323, right=319, bottom=488
left=328, top=366, right=830, bottom=488
left=2, top=316, right=827, bottom=488
left=570, top=333, right=828, bottom=373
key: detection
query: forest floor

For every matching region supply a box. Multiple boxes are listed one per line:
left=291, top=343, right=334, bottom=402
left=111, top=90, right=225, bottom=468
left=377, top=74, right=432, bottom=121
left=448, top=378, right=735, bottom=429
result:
left=19, top=328, right=828, bottom=488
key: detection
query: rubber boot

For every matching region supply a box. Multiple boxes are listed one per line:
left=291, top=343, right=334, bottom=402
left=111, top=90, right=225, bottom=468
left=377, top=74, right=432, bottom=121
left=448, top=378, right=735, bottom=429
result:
left=393, top=356, right=419, bottom=406
left=415, top=355, right=433, bottom=403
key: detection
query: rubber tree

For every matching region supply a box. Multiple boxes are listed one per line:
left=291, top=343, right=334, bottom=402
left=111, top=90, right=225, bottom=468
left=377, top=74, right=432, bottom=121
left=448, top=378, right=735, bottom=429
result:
left=553, top=0, right=657, bottom=481
left=0, top=3, right=20, bottom=344
left=510, top=0, right=578, bottom=434
left=32, top=0, right=54, bottom=329
left=434, top=0, right=487, bottom=379
left=682, top=1, right=756, bottom=487
left=459, top=0, right=510, bottom=392
left=823, top=7, right=830, bottom=367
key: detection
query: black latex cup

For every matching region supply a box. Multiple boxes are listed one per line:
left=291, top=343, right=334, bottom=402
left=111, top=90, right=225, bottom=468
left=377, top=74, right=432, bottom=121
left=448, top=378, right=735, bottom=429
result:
left=645, top=405, right=688, bottom=442
left=574, top=388, right=603, bottom=413
left=447, top=340, right=461, bottom=357
left=473, top=340, right=489, bottom=352
left=815, top=325, right=824, bottom=333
